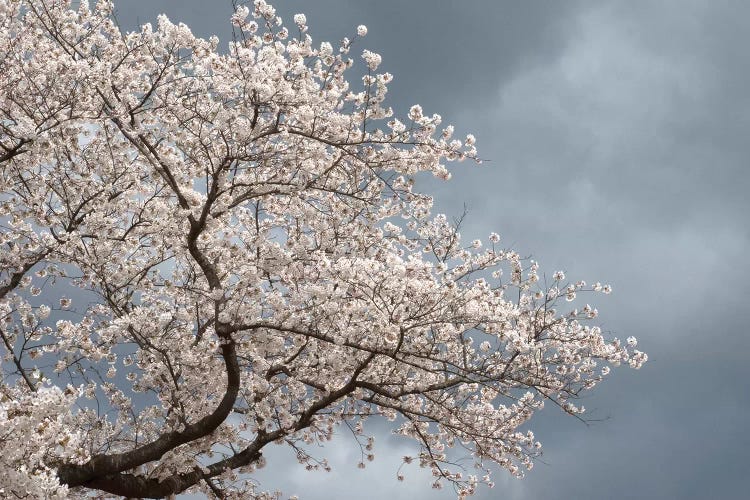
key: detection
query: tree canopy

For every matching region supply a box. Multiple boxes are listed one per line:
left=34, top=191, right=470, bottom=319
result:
left=0, top=1, right=646, bottom=497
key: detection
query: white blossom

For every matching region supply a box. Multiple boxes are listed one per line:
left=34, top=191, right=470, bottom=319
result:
left=362, top=49, right=382, bottom=70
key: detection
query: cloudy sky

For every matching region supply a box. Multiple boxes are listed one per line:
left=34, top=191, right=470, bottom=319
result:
left=111, top=1, right=750, bottom=498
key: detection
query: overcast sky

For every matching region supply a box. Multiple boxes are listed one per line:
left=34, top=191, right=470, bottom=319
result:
left=111, top=1, right=750, bottom=498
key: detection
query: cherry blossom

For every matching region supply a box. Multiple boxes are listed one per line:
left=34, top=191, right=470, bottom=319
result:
left=0, top=1, right=645, bottom=498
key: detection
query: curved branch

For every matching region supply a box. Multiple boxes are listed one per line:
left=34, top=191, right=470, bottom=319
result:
left=80, top=442, right=262, bottom=498
left=57, top=338, right=240, bottom=488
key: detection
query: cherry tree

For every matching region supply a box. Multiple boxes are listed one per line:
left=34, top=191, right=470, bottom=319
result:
left=0, top=1, right=646, bottom=498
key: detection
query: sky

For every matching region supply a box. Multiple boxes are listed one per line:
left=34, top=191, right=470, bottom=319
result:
left=109, top=1, right=750, bottom=498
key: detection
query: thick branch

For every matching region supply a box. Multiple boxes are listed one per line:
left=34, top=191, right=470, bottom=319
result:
left=57, top=337, right=240, bottom=488
left=80, top=446, right=262, bottom=499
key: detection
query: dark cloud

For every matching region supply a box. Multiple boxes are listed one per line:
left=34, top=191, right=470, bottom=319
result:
left=114, top=1, right=750, bottom=498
